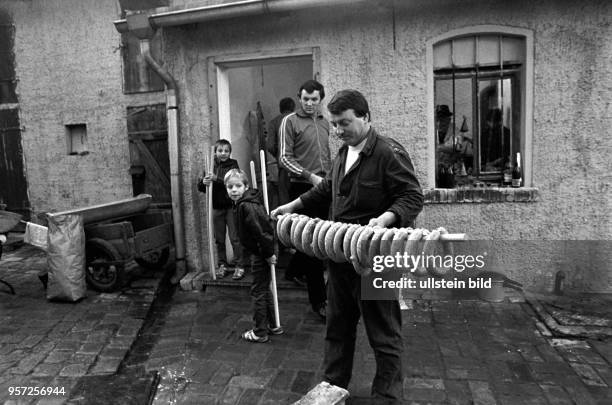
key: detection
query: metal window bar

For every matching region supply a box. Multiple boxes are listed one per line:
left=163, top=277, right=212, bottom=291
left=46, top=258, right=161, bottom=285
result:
left=499, top=34, right=506, bottom=167
left=450, top=40, right=456, bottom=153
left=474, top=36, right=480, bottom=176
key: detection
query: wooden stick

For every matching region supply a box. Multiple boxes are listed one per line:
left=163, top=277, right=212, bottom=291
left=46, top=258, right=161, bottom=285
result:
left=440, top=233, right=467, bottom=241
left=259, top=151, right=270, bottom=213
left=207, top=146, right=216, bottom=280
left=260, top=149, right=281, bottom=329
left=249, top=161, right=258, bottom=189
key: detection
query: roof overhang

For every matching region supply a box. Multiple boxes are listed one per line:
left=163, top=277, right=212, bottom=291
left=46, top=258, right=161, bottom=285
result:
left=114, top=0, right=380, bottom=33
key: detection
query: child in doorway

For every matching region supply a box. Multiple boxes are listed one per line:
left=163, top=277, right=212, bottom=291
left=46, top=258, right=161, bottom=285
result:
left=224, top=169, right=283, bottom=342
left=198, top=139, right=245, bottom=280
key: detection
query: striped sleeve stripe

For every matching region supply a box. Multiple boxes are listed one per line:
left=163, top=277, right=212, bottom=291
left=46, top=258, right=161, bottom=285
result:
left=279, top=112, right=303, bottom=175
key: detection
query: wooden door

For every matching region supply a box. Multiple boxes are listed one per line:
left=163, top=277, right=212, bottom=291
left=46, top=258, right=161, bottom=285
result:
left=0, top=108, right=30, bottom=218
left=127, top=104, right=171, bottom=203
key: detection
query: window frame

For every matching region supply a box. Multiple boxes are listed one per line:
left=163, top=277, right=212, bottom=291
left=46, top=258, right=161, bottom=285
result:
left=121, top=30, right=165, bottom=94
left=426, top=25, right=534, bottom=189
left=434, top=67, right=521, bottom=181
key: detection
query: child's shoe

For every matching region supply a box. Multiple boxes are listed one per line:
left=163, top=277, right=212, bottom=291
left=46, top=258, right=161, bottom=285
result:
left=268, top=325, right=284, bottom=335
left=215, top=264, right=227, bottom=278
left=232, top=267, right=245, bottom=280
left=241, top=329, right=269, bottom=343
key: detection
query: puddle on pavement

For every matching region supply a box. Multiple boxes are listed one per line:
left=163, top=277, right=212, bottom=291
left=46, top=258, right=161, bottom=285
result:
left=528, top=293, right=612, bottom=340
left=538, top=293, right=612, bottom=330
left=544, top=304, right=612, bottom=328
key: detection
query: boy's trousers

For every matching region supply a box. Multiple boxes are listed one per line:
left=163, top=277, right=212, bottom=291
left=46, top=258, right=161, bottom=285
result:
left=250, top=254, right=274, bottom=337
left=213, top=207, right=243, bottom=267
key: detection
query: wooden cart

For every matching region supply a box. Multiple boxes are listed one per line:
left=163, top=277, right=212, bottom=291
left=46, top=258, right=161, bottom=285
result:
left=83, top=208, right=173, bottom=292
left=49, top=195, right=173, bottom=292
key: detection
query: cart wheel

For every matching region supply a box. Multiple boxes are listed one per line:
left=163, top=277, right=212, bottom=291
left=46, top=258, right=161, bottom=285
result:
left=135, top=247, right=170, bottom=269
left=85, top=238, right=124, bottom=292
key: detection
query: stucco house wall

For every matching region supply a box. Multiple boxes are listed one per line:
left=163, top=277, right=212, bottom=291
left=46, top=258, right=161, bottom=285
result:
left=165, top=0, right=610, bottom=292
left=4, top=0, right=166, bottom=212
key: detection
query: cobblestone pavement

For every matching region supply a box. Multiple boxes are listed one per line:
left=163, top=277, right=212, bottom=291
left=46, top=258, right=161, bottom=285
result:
left=135, top=284, right=612, bottom=404
left=2, top=244, right=612, bottom=404
left=0, top=244, right=166, bottom=405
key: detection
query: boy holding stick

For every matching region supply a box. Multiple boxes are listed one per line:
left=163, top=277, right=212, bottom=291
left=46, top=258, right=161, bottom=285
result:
left=198, top=140, right=244, bottom=279
left=224, top=169, right=283, bottom=342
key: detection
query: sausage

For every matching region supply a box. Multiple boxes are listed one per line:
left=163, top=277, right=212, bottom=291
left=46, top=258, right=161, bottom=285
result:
left=422, top=229, right=443, bottom=276
left=325, top=222, right=345, bottom=263
left=278, top=214, right=297, bottom=247
left=342, top=224, right=361, bottom=263
left=300, top=218, right=321, bottom=257
left=331, top=223, right=350, bottom=263
left=367, top=227, right=388, bottom=268
left=290, top=216, right=310, bottom=253
left=427, top=227, right=453, bottom=277
left=310, top=220, right=328, bottom=260
left=314, top=221, right=334, bottom=260
left=389, top=229, right=409, bottom=260
left=405, top=228, right=427, bottom=277
left=379, top=228, right=398, bottom=258
left=276, top=214, right=285, bottom=241
left=348, top=226, right=366, bottom=267
left=355, top=226, right=375, bottom=270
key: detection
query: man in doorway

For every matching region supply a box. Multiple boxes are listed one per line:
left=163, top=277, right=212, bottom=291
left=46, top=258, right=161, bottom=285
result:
left=267, top=97, right=295, bottom=207
left=279, top=79, right=331, bottom=320
left=272, top=89, right=423, bottom=402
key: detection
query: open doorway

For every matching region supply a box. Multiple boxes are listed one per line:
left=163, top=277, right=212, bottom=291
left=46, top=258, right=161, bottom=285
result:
left=208, top=48, right=318, bottom=267
left=209, top=49, right=318, bottom=185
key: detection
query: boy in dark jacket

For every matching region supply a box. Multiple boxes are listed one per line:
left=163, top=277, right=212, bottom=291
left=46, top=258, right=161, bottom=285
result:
left=224, top=169, right=282, bottom=342
left=199, top=140, right=244, bottom=279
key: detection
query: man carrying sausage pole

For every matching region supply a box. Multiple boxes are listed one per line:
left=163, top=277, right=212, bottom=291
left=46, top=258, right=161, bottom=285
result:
left=272, top=89, right=423, bottom=403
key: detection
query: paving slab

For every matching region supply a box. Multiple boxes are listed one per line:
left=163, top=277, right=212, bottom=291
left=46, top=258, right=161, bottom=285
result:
left=0, top=245, right=168, bottom=404
left=130, top=284, right=612, bottom=405
left=3, top=245, right=612, bottom=404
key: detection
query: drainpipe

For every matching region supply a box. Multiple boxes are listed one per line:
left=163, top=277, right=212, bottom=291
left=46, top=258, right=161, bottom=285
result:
left=125, top=12, right=186, bottom=281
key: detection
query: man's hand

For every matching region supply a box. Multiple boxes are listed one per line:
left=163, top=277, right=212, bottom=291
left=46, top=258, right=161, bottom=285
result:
left=309, top=173, right=323, bottom=186
left=367, top=211, right=397, bottom=228
left=266, top=255, right=277, bottom=265
left=0, top=234, right=6, bottom=244
left=270, top=198, right=304, bottom=219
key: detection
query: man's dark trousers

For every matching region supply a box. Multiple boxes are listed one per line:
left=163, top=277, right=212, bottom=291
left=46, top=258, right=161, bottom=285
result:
left=323, top=261, right=403, bottom=402
left=286, top=182, right=327, bottom=312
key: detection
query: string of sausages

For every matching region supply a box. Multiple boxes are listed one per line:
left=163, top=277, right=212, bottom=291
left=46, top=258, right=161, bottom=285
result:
left=276, top=214, right=465, bottom=277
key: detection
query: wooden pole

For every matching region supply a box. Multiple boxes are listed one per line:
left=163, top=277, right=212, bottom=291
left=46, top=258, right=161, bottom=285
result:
left=259, top=151, right=270, bottom=212
left=249, top=160, right=258, bottom=189
left=260, top=149, right=281, bottom=329
left=207, top=146, right=216, bottom=280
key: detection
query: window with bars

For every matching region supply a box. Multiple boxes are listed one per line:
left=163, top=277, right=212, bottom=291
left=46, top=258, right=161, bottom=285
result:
left=434, top=34, right=525, bottom=188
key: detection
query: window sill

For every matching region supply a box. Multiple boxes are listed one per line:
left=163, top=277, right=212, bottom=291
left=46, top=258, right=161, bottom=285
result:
left=424, top=187, right=539, bottom=204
